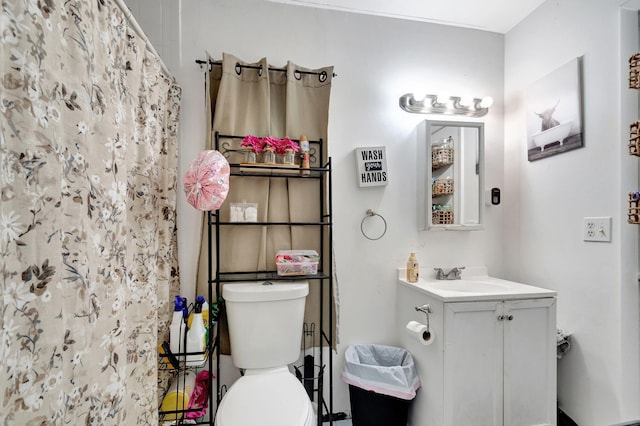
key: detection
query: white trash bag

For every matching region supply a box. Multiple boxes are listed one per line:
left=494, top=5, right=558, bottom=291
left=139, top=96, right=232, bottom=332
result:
left=341, top=344, right=421, bottom=400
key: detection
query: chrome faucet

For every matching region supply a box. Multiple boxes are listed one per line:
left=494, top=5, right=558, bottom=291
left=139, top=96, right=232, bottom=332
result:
left=434, top=266, right=466, bottom=280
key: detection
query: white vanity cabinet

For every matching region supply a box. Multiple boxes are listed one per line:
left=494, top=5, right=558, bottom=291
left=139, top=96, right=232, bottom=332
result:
left=443, top=298, right=556, bottom=426
left=396, top=275, right=557, bottom=426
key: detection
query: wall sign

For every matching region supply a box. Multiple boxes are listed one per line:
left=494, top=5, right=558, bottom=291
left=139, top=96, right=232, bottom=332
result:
left=355, top=146, right=388, bottom=187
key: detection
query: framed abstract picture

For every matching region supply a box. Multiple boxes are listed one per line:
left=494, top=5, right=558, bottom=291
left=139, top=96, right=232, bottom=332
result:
left=526, top=57, right=584, bottom=162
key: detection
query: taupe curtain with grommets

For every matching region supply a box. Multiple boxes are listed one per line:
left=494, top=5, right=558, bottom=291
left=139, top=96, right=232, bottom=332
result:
left=196, top=52, right=334, bottom=352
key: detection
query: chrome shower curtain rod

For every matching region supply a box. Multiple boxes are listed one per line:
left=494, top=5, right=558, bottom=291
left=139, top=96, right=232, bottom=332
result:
left=195, top=59, right=337, bottom=79
left=116, top=0, right=173, bottom=80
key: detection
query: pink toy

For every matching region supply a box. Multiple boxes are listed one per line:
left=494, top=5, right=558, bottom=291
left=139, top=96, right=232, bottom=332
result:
left=183, top=150, right=230, bottom=211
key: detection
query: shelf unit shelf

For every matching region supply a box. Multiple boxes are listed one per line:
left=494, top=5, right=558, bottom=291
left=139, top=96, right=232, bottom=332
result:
left=210, top=271, right=332, bottom=283
left=229, top=165, right=329, bottom=178
left=211, top=221, right=331, bottom=226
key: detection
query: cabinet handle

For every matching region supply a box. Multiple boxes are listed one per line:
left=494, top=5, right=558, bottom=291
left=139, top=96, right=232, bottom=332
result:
left=497, top=315, right=505, bottom=321
left=507, top=315, right=514, bottom=321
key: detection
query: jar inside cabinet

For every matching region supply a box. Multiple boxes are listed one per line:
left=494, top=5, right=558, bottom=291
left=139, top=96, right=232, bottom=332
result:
left=432, top=136, right=455, bottom=169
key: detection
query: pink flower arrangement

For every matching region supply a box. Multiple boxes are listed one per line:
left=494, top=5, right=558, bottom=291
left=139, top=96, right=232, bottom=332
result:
left=240, top=135, right=263, bottom=152
left=261, top=136, right=280, bottom=151
left=239, top=135, right=300, bottom=155
left=276, top=137, right=300, bottom=155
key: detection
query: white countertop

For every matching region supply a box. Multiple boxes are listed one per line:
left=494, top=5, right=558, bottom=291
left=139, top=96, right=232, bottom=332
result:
left=398, top=271, right=556, bottom=302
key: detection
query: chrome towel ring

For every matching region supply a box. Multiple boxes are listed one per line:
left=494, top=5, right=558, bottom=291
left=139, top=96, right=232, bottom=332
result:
left=360, top=209, right=387, bottom=240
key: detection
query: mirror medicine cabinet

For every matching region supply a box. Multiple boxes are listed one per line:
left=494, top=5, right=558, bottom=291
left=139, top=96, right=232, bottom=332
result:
left=417, top=120, right=485, bottom=231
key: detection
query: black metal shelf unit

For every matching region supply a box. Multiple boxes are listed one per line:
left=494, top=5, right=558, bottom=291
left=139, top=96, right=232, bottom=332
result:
left=208, top=131, right=334, bottom=426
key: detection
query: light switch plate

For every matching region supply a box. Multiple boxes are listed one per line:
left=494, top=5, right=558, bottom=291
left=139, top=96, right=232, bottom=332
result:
left=583, top=217, right=612, bottom=242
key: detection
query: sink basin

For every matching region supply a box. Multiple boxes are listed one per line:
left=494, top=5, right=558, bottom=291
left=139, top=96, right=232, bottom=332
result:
left=425, top=280, right=514, bottom=293
left=399, top=275, right=556, bottom=302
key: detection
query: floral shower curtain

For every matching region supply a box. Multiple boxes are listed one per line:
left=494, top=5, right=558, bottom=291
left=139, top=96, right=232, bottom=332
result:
left=1, top=1, right=181, bottom=425
left=196, top=52, right=334, bottom=351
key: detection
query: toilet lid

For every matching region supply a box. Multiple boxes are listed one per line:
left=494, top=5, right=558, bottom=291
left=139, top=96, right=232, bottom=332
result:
left=216, top=370, right=313, bottom=426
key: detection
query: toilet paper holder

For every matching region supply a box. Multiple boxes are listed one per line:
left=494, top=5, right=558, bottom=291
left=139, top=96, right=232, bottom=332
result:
left=414, top=304, right=431, bottom=331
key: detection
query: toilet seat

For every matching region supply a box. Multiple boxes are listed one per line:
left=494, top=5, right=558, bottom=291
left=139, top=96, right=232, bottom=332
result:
left=215, top=367, right=314, bottom=426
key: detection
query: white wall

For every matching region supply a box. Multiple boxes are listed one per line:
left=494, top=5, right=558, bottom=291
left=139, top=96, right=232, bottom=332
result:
left=504, top=0, right=640, bottom=424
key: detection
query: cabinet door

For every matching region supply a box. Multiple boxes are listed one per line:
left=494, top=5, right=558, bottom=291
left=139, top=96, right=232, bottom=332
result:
left=444, top=301, right=504, bottom=426
left=503, top=298, right=557, bottom=426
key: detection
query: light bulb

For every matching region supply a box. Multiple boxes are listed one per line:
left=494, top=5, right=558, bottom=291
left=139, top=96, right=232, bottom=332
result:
left=479, top=96, right=494, bottom=109
left=458, top=96, right=474, bottom=107
left=412, top=93, right=427, bottom=103
left=436, top=93, right=450, bottom=105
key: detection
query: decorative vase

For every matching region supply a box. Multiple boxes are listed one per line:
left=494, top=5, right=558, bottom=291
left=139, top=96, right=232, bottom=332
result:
left=283, top=148, right=296, bottom=165
left=263, top=146, right=276, bottom=164
left=244, top=148, right=257, bottom=164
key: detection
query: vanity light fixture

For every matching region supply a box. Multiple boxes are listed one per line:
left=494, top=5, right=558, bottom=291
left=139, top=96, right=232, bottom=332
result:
left=399, top=93, right=493, bottom=117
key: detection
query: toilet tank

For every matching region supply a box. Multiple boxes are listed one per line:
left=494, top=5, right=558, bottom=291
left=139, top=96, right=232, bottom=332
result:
left=223, top=281, right=309, bottom=369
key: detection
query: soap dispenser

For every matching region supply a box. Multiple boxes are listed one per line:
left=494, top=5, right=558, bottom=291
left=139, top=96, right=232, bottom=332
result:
left=407, top=253, right=419, bottom=283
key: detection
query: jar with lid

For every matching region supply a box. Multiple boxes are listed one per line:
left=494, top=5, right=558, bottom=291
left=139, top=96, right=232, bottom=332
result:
left=263, top=145, right=276, bottom=164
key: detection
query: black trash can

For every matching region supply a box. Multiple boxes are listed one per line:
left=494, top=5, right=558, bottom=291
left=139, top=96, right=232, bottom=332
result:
left=348, top=384, right=412, bottom=426
left=341, top=344, right=420, bottom=426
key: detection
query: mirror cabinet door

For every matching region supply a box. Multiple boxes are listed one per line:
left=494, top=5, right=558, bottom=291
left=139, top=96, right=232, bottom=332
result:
left=417, top=120, right=484, bottom=230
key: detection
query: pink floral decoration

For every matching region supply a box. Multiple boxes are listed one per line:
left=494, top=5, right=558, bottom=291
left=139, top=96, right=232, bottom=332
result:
left=183, top=150, right=230, bottom=211
left=240, top=135, right=301, bottom=155
left=240, top=135, right=263, bottom=152
left=261, top=136, right=279, bottom=151
left=275, top=137, right=300, bottom=155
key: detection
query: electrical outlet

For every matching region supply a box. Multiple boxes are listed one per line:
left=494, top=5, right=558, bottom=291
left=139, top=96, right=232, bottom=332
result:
left=583, top=217, right=612, bottom=242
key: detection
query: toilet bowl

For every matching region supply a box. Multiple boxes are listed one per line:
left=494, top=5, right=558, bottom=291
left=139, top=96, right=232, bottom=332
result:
left=215, top=367, right=315, bottom=426
left=215, top=281, right=313, bottom=426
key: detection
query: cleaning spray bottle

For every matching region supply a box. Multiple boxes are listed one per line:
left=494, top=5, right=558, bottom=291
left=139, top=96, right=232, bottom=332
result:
left=170, top=296, right=186, bottom=357
left=201, top=298, right=210, bottom=344
left=187, top=296, right=208, bottom=327
left=188, top=296, right=210, bottom=344
left=181, top=297, right=188, bottom=323
left=186, top=298, right=206, bottom=366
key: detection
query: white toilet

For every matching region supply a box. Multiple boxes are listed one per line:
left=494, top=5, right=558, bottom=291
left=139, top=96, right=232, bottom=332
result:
left=215, top=281, right=315, bottom=426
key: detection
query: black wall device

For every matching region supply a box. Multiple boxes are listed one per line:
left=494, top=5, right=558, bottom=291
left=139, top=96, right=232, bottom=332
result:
left=491, top=188, right=501, bottom=205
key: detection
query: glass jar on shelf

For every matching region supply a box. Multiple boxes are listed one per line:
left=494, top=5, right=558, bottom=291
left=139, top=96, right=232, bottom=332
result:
left=263, top=146, right=276, bottom=164
left=244, top=148, right=257, bottom=164
left=283, top=148, right=296, bottom=165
